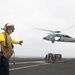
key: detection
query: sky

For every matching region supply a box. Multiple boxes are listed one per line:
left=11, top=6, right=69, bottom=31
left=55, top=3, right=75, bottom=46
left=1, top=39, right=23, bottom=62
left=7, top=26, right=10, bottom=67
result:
left=0, top=0, right=75, bottom=58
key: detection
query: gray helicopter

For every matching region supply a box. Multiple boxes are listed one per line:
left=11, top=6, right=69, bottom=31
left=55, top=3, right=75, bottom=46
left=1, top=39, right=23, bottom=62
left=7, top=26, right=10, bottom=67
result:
left=35, top=28, right=75, bottom=43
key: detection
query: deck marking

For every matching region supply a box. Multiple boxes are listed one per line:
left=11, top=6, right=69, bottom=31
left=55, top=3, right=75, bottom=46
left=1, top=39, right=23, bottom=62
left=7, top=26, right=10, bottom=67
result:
left=9, top=63, right=48, bottom=71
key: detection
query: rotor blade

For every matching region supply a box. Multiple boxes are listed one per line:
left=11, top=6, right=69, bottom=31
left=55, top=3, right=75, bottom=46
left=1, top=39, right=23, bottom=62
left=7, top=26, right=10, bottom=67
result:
left=35, top=28, right=61, bottom=33
left=35, top=28, right=55, bottom=32
left=62, top=25, right=75, bottom=31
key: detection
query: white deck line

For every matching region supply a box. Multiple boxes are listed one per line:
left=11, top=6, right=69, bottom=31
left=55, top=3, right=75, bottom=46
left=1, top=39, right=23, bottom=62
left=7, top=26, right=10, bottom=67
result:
left=9, top=63, right=48, bottom=71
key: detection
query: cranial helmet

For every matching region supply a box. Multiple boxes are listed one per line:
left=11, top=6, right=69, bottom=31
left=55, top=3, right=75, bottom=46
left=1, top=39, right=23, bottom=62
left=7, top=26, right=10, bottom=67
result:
left=4, top=23, right=15, bottom=32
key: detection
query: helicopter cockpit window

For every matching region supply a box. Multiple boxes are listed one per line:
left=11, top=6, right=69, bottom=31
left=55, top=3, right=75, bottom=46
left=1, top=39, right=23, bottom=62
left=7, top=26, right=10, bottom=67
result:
left=47, top=35, right=50, bottom=37
left=64, top=35, right=71, bottom=38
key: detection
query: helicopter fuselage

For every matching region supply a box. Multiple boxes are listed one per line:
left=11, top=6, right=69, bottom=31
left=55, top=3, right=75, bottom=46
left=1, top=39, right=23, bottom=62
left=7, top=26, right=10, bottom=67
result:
left=43, top=33, right=75, bottom=43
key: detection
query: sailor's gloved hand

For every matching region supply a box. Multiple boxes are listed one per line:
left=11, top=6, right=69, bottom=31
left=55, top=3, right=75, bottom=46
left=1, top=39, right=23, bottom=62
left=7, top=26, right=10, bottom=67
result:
left=19, top=41, right=23, bottom=45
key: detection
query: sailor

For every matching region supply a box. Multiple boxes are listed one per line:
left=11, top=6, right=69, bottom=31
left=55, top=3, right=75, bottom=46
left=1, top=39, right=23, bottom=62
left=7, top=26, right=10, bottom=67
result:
left=0, top=23, right=23, bottom=75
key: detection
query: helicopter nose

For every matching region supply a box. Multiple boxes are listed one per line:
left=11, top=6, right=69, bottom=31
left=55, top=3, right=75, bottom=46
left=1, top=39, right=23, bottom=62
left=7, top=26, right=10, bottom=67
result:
left=43, top=37, right=46, bottom=40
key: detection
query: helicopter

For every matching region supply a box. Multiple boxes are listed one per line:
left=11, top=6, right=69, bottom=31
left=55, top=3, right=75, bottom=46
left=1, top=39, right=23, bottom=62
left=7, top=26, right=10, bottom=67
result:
left=35, top=28, right=75, bottom=43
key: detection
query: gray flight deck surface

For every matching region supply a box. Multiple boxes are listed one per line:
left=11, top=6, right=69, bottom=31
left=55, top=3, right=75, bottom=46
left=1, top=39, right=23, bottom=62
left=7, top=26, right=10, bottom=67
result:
left=9, top=58, right=75, bottom=75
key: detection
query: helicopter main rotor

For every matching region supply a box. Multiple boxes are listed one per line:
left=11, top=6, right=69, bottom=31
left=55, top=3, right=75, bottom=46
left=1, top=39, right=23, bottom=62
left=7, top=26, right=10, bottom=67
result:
left=35, top=28, right=61, bottom=33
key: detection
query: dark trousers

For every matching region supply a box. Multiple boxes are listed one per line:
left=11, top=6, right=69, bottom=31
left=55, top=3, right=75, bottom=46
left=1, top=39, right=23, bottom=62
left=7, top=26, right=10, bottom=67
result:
left=0, top=56, right=9, bottom=75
